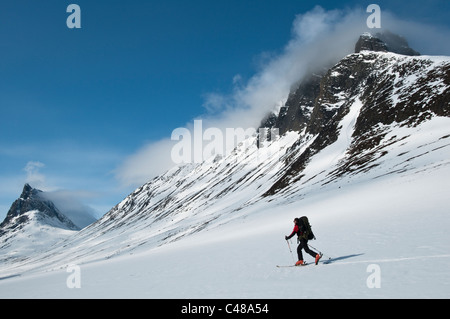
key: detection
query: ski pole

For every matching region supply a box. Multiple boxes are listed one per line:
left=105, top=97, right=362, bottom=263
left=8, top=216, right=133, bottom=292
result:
left=286, top=239, right=296, bottom=264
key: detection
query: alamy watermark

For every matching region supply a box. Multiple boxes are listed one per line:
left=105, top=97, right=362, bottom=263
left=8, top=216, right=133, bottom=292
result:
left=66, top=4, right=81, bottom=29
left=366, top=264, right=381, bottom=288
left=170, top=120, right=280, bottom=165
left=66, top=264, right=81, bottom=289
left=366, top=4, right=381, bottom=29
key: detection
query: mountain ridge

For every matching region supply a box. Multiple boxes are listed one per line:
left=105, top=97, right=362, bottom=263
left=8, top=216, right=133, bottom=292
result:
left=261, top=33, right=449, bottom=195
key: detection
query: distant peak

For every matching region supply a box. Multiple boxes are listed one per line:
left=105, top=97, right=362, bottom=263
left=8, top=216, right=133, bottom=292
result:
left=1, top=183, right=79, bottom=232
left=19, top=183, right=43, bottom=201
left=21, top=183, right=33, bottom=199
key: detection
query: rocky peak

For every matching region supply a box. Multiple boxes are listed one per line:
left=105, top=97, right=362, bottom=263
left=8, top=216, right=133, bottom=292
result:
left=262, top=34, right=448, bottom=195
left=355, top=31, right=420, bottom=56
left=262, top=32, right=422, bottom=134
left=20, top=183, right=39, bottom=200
left=0, top=184, right=79, bottom=233
left=355, top=32, right=388, bottom=53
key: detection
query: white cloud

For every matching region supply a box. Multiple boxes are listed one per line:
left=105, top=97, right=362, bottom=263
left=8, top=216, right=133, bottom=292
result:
left=40, top=190, right=98, bottom=229
left=380, top=11, right=450, bottom=55
left=202, top=92, right=230, bottom=115
left=194, top=6, right=367, bottom=131
left=114, top=5, right=450, bottom=188
left=115, top=7, right=367, bottom=187
left=114, top=138, right=177, bottom=187
left=24, top=161, right=46, bottom=189
left=0, top=144, right=122, bottom=220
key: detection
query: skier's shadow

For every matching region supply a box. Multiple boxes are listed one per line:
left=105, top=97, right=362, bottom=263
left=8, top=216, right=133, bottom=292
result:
left=322, top=253, right=364, bottom=264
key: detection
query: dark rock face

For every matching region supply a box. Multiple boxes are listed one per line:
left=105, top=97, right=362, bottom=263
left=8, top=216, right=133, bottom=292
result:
left=355, top=31, right=420, bottom=56
left=355, top=32, right=388, bottom=53
left=262, top=32, right=421, bottom=135
left=277, top=73, right=323, bottom=136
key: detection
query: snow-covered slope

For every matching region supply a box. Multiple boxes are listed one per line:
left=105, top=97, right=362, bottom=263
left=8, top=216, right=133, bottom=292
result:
left=0, top=145, right=448, bottom=298
left=0, top=39, right=449, bottom=298
left=0, top=210, right=78, bottom=264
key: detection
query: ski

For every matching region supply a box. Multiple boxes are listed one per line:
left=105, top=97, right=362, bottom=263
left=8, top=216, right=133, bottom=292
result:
left=277, top=253, right=326, bottom=267
left=276, top=263, right=310, bottom=268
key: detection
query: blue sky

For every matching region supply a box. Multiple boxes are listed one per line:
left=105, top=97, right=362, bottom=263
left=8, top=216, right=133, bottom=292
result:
left=1, top=0, right=450, bottom=220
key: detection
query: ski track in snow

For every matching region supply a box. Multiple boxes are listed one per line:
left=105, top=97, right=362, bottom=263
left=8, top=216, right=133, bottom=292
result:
left=323, top=254, right=450, bottom=266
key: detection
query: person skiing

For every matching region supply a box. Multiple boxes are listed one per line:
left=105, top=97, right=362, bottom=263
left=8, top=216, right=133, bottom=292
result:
left=285, top=217, right=322, bottom=266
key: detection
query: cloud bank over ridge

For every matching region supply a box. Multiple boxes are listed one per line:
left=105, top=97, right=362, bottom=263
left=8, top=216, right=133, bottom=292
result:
left=115, top=5, right=450, bottom=187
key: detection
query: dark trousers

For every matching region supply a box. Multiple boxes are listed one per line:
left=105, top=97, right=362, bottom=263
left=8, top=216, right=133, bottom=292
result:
left=297, top=238, right=317, bottom=261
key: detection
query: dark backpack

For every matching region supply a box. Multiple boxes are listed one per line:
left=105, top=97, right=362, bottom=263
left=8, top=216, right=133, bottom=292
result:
left=299, top=216, right=316, bottom=240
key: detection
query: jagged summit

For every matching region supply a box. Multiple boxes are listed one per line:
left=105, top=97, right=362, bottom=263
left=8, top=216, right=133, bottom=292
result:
left=355, top=32, right=388, bottom=53
left=20, top=183, right=34, bottom=199
left=355, top=31, right=420, bottom=56
left=0, top=184, right=78, bottom=234
left=261, top=32, right=422, bottom=134
left=20, top=183, right=38, bottom=200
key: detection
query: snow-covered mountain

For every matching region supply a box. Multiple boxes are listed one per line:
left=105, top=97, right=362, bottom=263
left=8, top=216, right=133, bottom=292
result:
left=264, top=33, right=449, bottom=196
left=0, top=33, right=449, bottom=298
left=0, top=184, right=80, bottom=262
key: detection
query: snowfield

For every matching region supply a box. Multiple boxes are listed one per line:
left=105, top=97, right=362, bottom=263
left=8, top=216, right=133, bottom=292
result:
left=1, top=117, right=449, bottom=299
left=1, top=51, right=449, bottom=299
